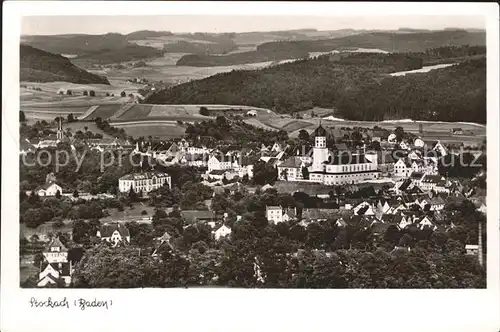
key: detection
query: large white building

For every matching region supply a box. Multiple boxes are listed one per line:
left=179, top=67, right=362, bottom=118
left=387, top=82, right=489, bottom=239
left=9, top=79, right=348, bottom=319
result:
left=307, top=124, right=379, bottom=185
left=278, top=125, right=379, bottom=185
left=118, top=172, right=171, bottom=193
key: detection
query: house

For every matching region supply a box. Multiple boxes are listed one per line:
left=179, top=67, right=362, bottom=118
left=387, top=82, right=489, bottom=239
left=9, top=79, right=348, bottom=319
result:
left=214, top=225, right=232, bottom=240
left=465, top=244, right=479, bottom=255
left=413, top=138, right=425, bottom=148
left=246, top=110, right=258, bottom=117
left=394, top=158, right=412, bottom=178
left=37, top=237, right=72, bottom=287
left=277, top=156, right=309, bottom=181
left=152, top=232, right=174, bottom=257
left=353, top=202, right=375, bottom=216
left=419, top=195, right=446, bottom=211
left=433, top=141, right=448, bottom=156
left=451, top=128, right=464, bottom=135
left=35, top=182, right=62, bottom=197
left=97, top=223, right=131, bottom=245
left=418, top=174, right=449, bottom=193
left=19, top=139, right=36, bottom=155
left=181, top=210, right=216, bottom=225
left=118, top=172, right=171, bottom=194
left=207, top=154, right=234, bottom=172
left=266, top=206, right=284, bottom=224
left=418, top=216, right=434, bottom=230
left=387, top=133, right=397, bottom=144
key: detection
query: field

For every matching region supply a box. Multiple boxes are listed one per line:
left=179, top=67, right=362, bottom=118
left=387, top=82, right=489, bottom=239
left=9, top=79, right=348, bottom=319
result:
left=112, top=122, right=187, bottom=139
left=116, top=104, right=154, bottom=120
left=86, top=53, right=284, bottom=85
left=101, top=202, right=156, bottom=223
left=80, top=104, right=124, bottom=120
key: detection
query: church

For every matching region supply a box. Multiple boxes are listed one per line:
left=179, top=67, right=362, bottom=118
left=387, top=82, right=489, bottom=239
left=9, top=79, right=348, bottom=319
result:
left=278, top=123, right=379, bottom=185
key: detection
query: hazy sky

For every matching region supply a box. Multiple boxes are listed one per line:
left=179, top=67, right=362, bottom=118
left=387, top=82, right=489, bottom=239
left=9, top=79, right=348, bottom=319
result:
left=21, top=15, right=485, bottom=35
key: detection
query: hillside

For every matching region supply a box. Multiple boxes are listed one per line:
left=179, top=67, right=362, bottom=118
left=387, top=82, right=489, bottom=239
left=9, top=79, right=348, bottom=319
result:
left=20, top=45, right=110, bottom=85
left=21, top=33, right=131, bottom=54
left=146, top=48, right=485, bottom=123
left=72, top=44, right=165, bottom=65
left=176, top=46, right=310, bottom=66
left=259, top=30, right=486, bottom=54
left=22, top=33, right=165, bottom=65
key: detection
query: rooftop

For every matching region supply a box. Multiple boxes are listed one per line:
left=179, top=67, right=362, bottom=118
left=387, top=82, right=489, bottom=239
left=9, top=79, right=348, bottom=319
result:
left=120, top=172, right=170, bottom=181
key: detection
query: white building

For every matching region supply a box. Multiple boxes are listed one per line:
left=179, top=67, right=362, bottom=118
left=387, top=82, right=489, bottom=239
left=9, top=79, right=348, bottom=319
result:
left=97, top=223, right=131, bottom=245
left=207, top=154, right=234, bottom=172
left=214, top=225, right=232, bottom=240
left=277, top=157, right=309, bottom=181
left=35, top=182, right=62, bottom=197
left=119, top=172, right=171, bottom=193
left=394, top=158, right=412, bottom=178
left=266, top=206, right=284, bottom=224
left=287, top=124, right=379, bottom=185
left=433, top=141, right=448, bottom=156
left=418, top=174, right=449, bottom=193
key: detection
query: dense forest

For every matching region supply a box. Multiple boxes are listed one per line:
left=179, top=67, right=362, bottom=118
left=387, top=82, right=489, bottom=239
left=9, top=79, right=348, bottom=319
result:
left=336, top=57, right=486, bottom=123
left=146, top=48, right=486, bottom=123
left=20, top=45, right=110, bottom=84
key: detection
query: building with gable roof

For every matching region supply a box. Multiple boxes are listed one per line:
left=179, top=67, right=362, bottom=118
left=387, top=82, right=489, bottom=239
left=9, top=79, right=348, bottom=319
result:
left=37, top=237, right=72, bottom=287
left=214, top=225, right=232, bottom=240
left=35, top=182, right=62, bottom=197
left=97, top=223, right=131, bottom=245
left=118, top=172, right=171, bottom=193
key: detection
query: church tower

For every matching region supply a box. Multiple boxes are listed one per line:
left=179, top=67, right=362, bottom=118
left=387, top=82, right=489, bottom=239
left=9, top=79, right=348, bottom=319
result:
left=312, top=121, right=329, bottom=170
left=56, top=117, right=64, bottom=141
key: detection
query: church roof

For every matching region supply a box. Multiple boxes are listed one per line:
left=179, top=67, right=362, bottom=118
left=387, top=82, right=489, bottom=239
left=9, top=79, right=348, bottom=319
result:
left=314, top=124, right=327, bottom=137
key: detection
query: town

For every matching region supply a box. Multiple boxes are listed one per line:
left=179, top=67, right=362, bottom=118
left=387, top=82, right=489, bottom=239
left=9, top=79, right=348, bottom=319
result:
left=19, top=109, right=487, bottom=288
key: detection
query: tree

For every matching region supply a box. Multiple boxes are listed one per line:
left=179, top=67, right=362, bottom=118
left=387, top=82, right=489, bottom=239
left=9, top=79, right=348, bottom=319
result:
left=120, top=91, right=126, bottom=97
left=20, top=110, right=26, bottom=122
left=216, top=116, right=228, bottom=127
left=395, top=126, right=404, bottom=142
left=83, top=90, right=88, bottom=96
left=128, top=186, right=138, bottom=202
left=55, top=190, right=62, bottom=199
left=199, top=107, right=210, bottom=116
left=106, top=92, right=110, bottom=97
left=84, top=126, right=88, bottom=132
left=73, top=189, right=79, bottom=198
left=89, top=90, right=96, bottom=97
left=301, top=167, right=309, bottom=180
left=66, top=90, right=72, bottom=96
left=67, top=113, right=75, bottom=123
left=298, top=129, right=310, bottom=141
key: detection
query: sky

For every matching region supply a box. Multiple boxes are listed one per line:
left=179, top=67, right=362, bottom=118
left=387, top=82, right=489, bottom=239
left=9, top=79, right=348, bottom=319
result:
left=21, top=15, right=485, bottom=35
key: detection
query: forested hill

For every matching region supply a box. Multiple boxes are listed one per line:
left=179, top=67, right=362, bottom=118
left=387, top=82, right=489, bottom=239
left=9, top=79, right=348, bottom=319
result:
left=20, top=45, right=110, bottom=85
left=145, top=47, right=486, bottom=123
left=258, top=30, right=486, bottom=54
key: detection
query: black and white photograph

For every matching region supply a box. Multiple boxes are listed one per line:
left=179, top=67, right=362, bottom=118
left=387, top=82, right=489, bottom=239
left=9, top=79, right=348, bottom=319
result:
left=2, top=2, right=499, bottom=331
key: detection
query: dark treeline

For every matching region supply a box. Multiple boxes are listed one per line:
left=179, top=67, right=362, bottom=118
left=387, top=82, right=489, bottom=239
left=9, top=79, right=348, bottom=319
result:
left=147, top=49, right=486, bottom=123
left=336, top=58, right=486, bottom=122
